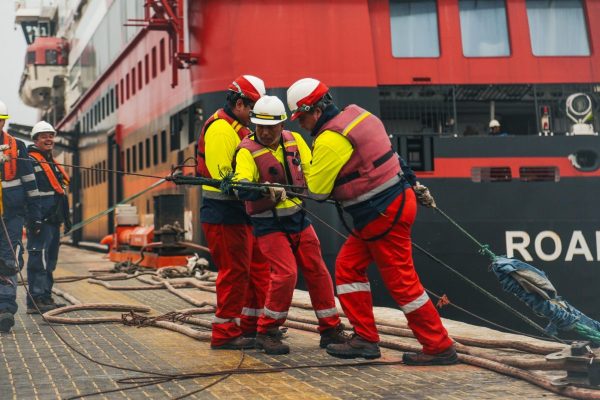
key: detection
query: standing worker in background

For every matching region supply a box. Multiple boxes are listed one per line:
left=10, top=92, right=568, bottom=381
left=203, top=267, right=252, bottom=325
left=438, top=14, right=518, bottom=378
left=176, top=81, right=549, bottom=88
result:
left=287, top=79, right=457, bottom=364
left=26, top=121, right=71, bottom=314
left=195, top=75, right=270, bottom=349
left=489, top=119, right=508, bottom=136
left=0, top=100, right=42, bottom=332
left=234, top=95, right=347, bottom=355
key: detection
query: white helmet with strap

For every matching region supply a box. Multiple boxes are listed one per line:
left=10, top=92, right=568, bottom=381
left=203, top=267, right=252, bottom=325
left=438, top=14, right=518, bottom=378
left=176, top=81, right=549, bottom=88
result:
left=0, top=101, right=9, bottom=120
left=250, top=96, right=287, bottom=126
left=31, top=121, right=57, bottom=139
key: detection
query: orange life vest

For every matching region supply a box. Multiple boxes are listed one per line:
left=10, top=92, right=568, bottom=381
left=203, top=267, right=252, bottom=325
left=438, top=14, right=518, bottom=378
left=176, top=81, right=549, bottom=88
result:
left=29, top=151, right=70, bottom=195
left=1, top=131, right=18, bottom=181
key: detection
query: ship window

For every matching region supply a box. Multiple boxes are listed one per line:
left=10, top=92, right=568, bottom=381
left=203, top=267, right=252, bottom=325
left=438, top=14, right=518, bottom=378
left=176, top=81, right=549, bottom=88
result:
left=152, top=46, right=157, bottom=78
left=126, top=148, right=131, bottom=173
left=45, top=49, right=58, bottom=65
left=471, top=167, right=512, bottom=182
left=145, top=54, right=150, bottom=84
left=138, top=62, right=143, bottom=90
left=161, top=130, right=167, bottom=162
left=153, top=134, right=158, bottom=165
left=459, top=0, right=510, bottom=57
left=110, top=88, right=115, bottom=113
left=138, top=142, right=144, bottom=170
left=160, top=38, right=166, bottom=72
left=120, top=79, right=125, bottom=103
left=526, top=0, right=590, bottom=56
left=145, top=138, right=151, bottom=168
left=26, top=51, right=36, bottom=65
left=115, top=84, right=119, bottom=108
left=126, top=74, right=130, bottom=100
left=390, top=0, right=440, bottom=57
left=102, top=160, right=107, bottom=182
left=102, top=97, right=106, bottom=120
left=132, top=145, right=137, bottom=172
left=131, top=68, right=136, bottom=95
left=519, top=166, right=559, bottom=182
left=120, top=150, right=125, bottom=172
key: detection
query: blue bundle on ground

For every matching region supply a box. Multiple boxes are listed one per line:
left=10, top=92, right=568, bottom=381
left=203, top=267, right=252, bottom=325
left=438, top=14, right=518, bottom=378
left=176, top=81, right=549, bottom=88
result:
left=491, top=256, right=600, bottom=339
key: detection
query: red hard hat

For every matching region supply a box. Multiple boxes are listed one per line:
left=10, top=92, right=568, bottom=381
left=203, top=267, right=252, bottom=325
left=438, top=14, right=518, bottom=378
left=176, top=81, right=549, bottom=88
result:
left=287, top=78, right=329, bottom=120
left=228, top=75, right=266, bottom=103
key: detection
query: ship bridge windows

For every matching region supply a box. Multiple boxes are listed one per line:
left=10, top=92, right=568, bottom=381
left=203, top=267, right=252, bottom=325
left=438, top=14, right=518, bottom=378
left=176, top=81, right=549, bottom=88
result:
left=45, top=49, right=58, bottom=65
left=459, top=0, right=510, bottom=57
left=526, top=0, right=590, bottom=56
left=390, top=0, right=440, bottom=57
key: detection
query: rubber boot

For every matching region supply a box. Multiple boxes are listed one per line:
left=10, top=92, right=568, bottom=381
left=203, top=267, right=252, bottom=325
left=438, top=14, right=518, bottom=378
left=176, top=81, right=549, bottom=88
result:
left=256, top=329, right=290, bottom=355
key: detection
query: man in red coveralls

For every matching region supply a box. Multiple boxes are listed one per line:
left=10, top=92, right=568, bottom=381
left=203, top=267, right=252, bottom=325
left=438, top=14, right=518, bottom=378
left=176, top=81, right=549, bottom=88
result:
left=234, top=95, right=348, bottom=355
left=195, top=75, right=270, bottom=349
left=286, top=78, right=458, bottom=364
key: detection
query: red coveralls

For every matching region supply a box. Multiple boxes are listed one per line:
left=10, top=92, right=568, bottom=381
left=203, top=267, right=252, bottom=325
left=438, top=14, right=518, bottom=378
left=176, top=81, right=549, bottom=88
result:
left=197, top=109, right=270, bottom=346
left=308, top=105, right=454, bottom=355
left=235, top=130, right=341, bottom=334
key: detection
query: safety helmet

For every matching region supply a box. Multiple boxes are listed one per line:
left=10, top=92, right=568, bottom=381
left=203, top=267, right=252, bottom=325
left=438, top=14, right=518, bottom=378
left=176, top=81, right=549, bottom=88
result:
left=228, top=75, right=266, bottom=103
left=31, top=121, right=57, bottom=139
left=0, top=100, right=9, bottom=120
left=489, top=119, right=501, bottom=128
left=250, top=96, right=287, bottom=126
left=287, top=78, right=329, bottom=120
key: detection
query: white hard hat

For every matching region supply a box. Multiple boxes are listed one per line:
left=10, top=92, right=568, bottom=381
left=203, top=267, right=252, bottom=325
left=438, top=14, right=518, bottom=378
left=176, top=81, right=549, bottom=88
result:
left=31, top=121, right=57, bottom=138
left=228, top=75, right=266, bottom=102
left=250, top=96, right=287, bottom=126
left=489, top=119, right=501, bottom=128
left=0, top=100, right=9, bottom=120
left=287, top=78, right=329, bottom=120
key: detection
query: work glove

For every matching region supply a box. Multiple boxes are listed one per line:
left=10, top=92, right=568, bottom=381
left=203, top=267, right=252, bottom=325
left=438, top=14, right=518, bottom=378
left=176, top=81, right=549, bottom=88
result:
left=262, top=182, right=287, bottom=203
left=28, top=220, right=43, bottom=236
left=413, top=182, right=436, bottom=208
left=63, top=219, right=72, bottom=235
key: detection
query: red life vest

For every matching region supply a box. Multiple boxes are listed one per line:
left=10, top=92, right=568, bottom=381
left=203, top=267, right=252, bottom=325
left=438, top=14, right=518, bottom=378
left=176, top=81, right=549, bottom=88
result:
left=29, top=151, right=70, bottom=195
left=238, top=130, right=306, bottom=216
left=1, top=131, right=18, bottom=182
left=316, top=105, right=401, bottom=203
left=195, top=109, right=251, bottom=178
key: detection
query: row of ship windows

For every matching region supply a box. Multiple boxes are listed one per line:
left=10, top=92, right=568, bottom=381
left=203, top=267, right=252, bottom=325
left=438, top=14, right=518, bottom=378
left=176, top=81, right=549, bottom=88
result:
left=81, top=130, right=168, bottom=189
left=391, top=0, right=591, bottom=57
left=81, top=38, right=167, bottom=133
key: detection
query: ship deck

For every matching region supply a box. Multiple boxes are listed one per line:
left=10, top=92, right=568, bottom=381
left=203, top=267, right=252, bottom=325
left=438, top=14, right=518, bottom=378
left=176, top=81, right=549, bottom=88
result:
left=0, top=245, right=576, bottom=399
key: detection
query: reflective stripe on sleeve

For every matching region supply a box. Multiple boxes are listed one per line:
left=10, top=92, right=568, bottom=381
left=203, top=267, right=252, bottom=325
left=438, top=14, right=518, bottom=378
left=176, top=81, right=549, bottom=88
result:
left=38, top=190, right=56, bottom=197
left=21, top=173, right=36, bottom=182
left=336, top=282, right=371, bottom=295
left=399, top=291, right=429, bottom=314
left=1, top=179, right=22, bottom=188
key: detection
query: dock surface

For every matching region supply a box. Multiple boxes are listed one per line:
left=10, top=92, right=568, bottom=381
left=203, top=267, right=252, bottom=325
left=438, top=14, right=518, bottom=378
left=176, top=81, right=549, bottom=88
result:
left=0, top=245, right=569, bottom=399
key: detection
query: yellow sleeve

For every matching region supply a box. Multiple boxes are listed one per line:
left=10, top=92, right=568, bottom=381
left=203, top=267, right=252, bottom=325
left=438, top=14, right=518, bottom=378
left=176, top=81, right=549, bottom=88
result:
left=233, top=148, right=259, bottom=183
left=291, top=131, right=312, bottom=176
left=305, top=130, right=353, bottom=199
left=204, top=119, right=241, bottom=179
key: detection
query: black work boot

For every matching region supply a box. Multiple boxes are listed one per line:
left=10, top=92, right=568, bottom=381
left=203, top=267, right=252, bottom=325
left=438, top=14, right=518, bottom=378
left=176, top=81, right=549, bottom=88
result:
left=0, top=312, right=15, bottom=333
left=243, top=327, right=287, bottom=340
left=26, top=300, right=58, bottom=314
left=402, top=344, right=459, bottom=366
left=43, top=297, right=66, bottom=308
left=256, top=329, right=290, bottom=355
left=326, top=334, right=381, bottom=359
left=210, top=336, right=255, bottom=350
left=319, top=323, right=351, bottom=348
